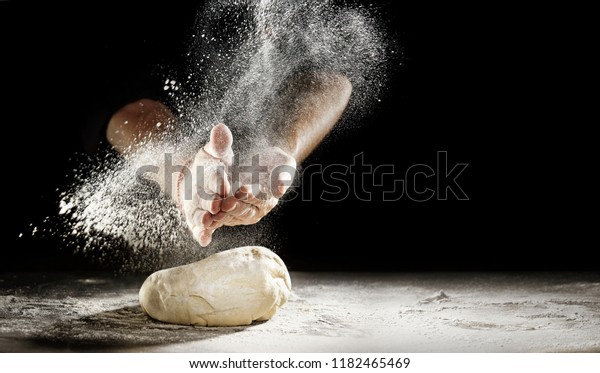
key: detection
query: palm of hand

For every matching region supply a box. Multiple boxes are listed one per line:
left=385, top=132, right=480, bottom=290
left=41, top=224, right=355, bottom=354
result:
left=178, top=124, right=296, bottom=247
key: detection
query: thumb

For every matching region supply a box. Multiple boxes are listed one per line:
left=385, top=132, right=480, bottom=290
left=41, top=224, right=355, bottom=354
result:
left=204, top=123, right=234, bottom=165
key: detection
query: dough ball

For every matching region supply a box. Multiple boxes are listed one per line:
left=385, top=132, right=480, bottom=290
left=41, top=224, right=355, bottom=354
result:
left=139, top=246, right=291, bottom=326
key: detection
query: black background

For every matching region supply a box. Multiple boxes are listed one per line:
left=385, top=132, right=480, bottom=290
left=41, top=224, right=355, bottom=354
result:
left=1, top=1, right=594, bottom=272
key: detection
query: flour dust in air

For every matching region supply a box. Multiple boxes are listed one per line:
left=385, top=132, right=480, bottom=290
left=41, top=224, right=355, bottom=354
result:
left=54, top=0, right=391, bottom=273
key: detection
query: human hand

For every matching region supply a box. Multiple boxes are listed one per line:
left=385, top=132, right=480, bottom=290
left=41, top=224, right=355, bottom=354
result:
left=176, top=123, right=237, bottom=247
left=177, top=124, right=296, bottom=247
left=212, top=146, right=297, bottom=227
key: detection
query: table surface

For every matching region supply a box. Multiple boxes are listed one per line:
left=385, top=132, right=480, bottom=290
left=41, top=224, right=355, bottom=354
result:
left=1, top=271, right=599, bottom=352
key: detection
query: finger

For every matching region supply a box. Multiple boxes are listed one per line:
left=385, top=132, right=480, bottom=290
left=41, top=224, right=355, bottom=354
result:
left=224, top=200, right=258, bottom=220
left=198, top=228, right=213, bottom=247
left=234, top=184, right=251, bottom=200
left=212, top=211, right=236, bottom=225
left=237, top=205, right=258, bottom=220
left=229, top=207, right=261, bottom=225
left=193, top=225, right=215, bottom=247
left=192, top=209, right=212, bottom=228
left=221, top=195, right=237, bottom=212
left=212, top=211, right=226, bottom=221
left=208, top=220, right=221, bottom=229
left=203, top=123, right=234, bottom=165
left=238, top=187, right=266, bottom=207
left=200, top=194, right=222, bottom=215
left=192, top=226, right=208, bottom=246
left=235, top=184, right=264, bottom=203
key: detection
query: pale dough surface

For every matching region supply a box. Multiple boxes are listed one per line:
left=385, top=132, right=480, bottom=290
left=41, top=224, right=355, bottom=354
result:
left=139, top=246, right=291, bottom=326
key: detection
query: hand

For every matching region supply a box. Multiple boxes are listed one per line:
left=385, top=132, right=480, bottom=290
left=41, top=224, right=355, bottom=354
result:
left=177, top=124, right=297, bottom=247
left=212, top=146, right=297, bottom=227
left=177, top=123, right=237, bottom=247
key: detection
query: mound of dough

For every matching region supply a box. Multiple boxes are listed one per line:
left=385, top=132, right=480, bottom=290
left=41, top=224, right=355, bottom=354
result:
left=139, top=246, right=291, bottom=326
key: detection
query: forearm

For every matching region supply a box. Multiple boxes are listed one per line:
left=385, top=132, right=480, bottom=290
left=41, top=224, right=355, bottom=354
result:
left=107, top=98, right=183, bottom=201
left=107, top=99, right=176, bottom=153
left=270, top=72, right=352, bottom=163
left=106, top=70, right=353, bottom=200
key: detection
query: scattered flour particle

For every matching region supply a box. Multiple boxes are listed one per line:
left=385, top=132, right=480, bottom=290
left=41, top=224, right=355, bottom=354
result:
left=55, top=0, right=390, bottom=273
